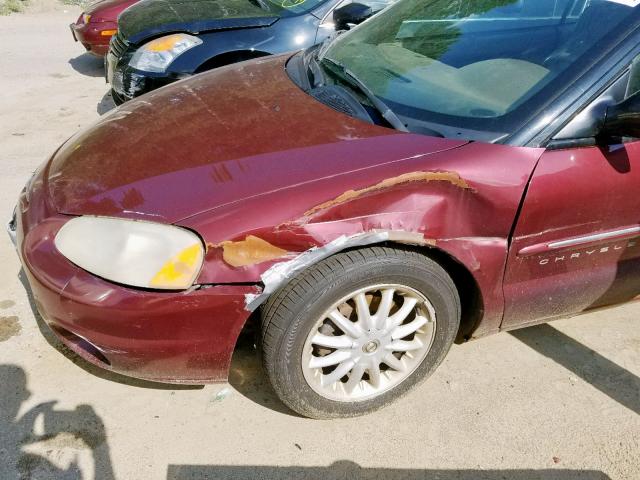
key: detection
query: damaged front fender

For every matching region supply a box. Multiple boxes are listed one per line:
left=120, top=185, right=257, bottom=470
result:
left=181, top=141, right=544, bottom=337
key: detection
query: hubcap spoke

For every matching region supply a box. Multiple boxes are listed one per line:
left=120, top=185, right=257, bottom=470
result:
left=312, top=333, right=354, bottom=349
left=354, top=292, right=375, bottom=330
left=344, top=363, right=366, bottom=394
left=383, top=353, right=406, bottom=372
left=386, top=297, right=418, bottom=330
left=368, top=363, right=382, bottom=388
left=328, top=309, right=363, bottom=338
left=309, top=349, right=352, bottom=369
left=322, top=360, right=356, bottom=387
left=375, top=288, right=395, bottom=328
left=386, top=338, right=424, bottom=352
left=391, top=315, right=429, bottom=340
left=302, top=284, right=437, bottom=402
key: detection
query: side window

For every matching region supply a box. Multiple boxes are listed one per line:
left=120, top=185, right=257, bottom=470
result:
left=364, top=0, right=394, bottom=11
left=323, top=0, right=395, bottom=25
left=626, top=55, right=640, bottom=98
left=567, top=0, right=589, bottom=19
left=475, top=0, right=579, bottom=19
left=340, top=0, right=395, bottom=12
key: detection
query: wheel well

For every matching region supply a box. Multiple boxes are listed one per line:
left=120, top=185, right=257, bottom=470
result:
left=336, top=242, right=483, bottom=343
left=397, top=244, right=484, bottom=343
left=194, top=50, right=272, bottom=73
left=234, top=240, right=484, bottom=359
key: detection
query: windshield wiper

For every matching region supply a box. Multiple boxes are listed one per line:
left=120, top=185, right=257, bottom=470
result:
left=320, top=57, right=409, bottom=132
left=248, top=0, right=271, bottom=12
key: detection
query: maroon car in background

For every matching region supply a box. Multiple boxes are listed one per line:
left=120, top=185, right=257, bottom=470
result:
left=70, top=0, right=138, bottom=56
left=11, top=0, right=640, bottom=418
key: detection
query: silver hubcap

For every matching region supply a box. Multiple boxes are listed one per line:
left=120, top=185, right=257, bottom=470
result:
left=301, top=284, right=437, bottom=402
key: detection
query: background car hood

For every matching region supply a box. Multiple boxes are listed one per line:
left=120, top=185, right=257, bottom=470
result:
left=119, top=0, right=279, bottom=44
left=47, top=55, right=467, bottom=224
left=85, top=0, right=136, bottom=16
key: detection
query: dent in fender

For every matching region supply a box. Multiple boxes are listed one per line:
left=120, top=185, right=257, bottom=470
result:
left=303, top=171, right=474, bottom=218
left=244, top=230, right=432, bottom=311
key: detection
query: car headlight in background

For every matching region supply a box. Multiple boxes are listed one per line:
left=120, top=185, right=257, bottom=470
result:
left=82, top=13, right=92, bottom=24
left=55, top=217, right=204, bottom=290
left=129, top=34, right=203, bottom=73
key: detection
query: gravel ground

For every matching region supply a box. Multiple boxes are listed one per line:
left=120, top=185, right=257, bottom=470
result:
left=0, top=8, right=639, bottom=480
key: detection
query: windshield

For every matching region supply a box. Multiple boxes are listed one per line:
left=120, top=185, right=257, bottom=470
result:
left=258, top=0, right=329, bottom=16
left=320, top=0, right=639, bottom=137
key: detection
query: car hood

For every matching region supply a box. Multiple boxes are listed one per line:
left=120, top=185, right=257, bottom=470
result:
left=85, top=0, right=137, bottom=16
left=118, top=0, right=279, bottom=44
left=47, top=55, right=467, bottom=224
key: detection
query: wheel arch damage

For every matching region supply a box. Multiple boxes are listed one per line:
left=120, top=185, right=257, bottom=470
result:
left=241, top=232, right=484, bottom=344
left=182, top=142, right=544, bottom=358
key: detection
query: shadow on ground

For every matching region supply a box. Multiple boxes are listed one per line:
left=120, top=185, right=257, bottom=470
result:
left=18, top=264, right=640, bottom=418
left=228, top=329, right=299, bottom=417
left=97, top=90, right=116, bottom=115
left=167, top=461, right=611, bottom=480
left=0, top=364, right=115, bottom=480
left=510, top=323, right=640, bottom=415
left=69, top=53, right=104, bottom=78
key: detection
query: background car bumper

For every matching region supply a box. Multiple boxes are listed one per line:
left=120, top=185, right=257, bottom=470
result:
left=70, top=21, right=117, bottom=57
left=14, top=170, right=260, bottom=384
left=107, top=50, right=182, bottom=102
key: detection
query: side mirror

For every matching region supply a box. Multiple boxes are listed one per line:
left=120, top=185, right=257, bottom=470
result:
left=333, top=2, right=373, bottom=31
left=601, top=91, right=640, bottom=139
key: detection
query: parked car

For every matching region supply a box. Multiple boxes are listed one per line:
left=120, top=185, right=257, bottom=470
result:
left=105, top=0, right=393, bottom=103
left=70, top=0, right=139, bottom=57
left=11, top=0, right=640, bottom=418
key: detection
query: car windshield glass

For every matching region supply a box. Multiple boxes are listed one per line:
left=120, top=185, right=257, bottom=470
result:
left=258, top=0, right=330, bottom=15
left=320, top=0, right=640, bottom=136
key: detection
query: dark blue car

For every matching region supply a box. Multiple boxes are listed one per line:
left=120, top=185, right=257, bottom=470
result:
left=106, top=0, right=393, bottom=103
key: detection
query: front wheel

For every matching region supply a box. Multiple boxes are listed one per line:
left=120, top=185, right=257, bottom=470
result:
left=261, top=246, right=460, bottom=418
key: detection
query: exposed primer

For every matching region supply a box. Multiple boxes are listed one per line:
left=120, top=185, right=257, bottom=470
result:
left=387, top=231, right=435, bottom=246
left=304, top=171, right=472, bottom=217
left=244, top=230, right=432, bottom=311
left=215, top=235, right=289, bottom=268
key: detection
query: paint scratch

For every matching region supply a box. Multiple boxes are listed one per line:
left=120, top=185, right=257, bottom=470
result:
left=304, top=171, right=472, bottom=217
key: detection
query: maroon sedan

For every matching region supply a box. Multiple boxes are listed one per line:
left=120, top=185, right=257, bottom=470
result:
left=12, top=0, right=640, bottom=418
left=70, top=0, right=138, bottom=57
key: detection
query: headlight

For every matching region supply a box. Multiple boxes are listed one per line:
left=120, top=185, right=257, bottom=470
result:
left=55, top=217, right=204, bottom=290
left=82, top=13, right=92, bottom=24
left=129, top=34, right=202, bottom=73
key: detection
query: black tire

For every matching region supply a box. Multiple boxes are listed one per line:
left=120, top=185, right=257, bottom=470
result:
left=261, top=246, right=461, bottom=419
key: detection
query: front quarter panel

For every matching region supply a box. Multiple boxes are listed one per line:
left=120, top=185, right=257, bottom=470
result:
left=182, top=141, right=544, bottom=337
left=167, top=16, right=321, bottom=75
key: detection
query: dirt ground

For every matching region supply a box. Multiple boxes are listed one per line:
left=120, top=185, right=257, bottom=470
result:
left=0, top=6, right=639, bottom=480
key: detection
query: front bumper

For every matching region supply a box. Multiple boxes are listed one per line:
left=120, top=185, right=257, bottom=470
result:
left=13, top=168, right=260, bottom=384
left=106, top=49, right=181, bottom=102
left=70, top=21, right=116, bottom=57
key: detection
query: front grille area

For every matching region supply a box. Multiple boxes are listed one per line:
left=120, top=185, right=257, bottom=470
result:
left=109, top=31, right=129, bottom=59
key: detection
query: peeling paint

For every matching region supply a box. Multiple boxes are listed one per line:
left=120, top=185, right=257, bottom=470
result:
left=215, top=235, right=289, bottom=268
left=245, top=233, right=385, bottom=310
left=304, top=171, right=473, bottom=217
left=386, top=230, right=436, bottom=246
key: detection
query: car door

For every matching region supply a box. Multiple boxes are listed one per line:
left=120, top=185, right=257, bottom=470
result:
left=502, top=60, right=640, bottom=330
